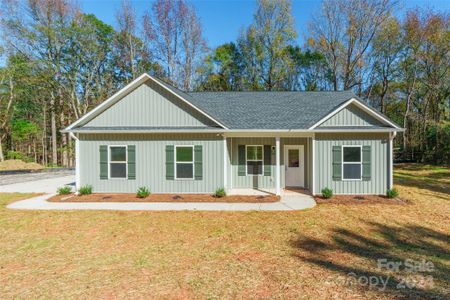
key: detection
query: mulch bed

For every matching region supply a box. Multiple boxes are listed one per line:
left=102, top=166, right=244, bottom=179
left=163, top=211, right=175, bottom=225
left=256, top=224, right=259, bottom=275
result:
left=48, top=193, right=280, bottom=203
left=314, top=194, right=410, bottom=205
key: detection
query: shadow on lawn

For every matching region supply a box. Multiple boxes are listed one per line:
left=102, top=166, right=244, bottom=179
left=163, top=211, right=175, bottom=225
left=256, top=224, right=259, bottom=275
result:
left=291, top=222, right=450, bottom=299
left=394, top=173, right=450, bottom=195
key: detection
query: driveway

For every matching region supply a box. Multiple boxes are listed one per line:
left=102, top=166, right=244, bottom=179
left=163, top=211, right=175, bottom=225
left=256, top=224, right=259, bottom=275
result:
left=0, top=170, right=75, bottom=193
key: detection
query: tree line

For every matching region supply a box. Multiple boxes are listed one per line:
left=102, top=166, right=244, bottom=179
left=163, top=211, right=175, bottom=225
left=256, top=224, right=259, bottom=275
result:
left=0, top=0, right=448, bottom=166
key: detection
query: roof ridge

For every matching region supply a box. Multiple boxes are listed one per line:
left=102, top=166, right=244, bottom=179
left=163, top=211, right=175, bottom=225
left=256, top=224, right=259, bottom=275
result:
left=188, top=90, right=354, bottom=94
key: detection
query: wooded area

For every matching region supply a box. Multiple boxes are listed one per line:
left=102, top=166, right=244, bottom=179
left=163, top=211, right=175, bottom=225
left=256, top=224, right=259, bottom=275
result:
left=0, top=0, right=448, bottom=167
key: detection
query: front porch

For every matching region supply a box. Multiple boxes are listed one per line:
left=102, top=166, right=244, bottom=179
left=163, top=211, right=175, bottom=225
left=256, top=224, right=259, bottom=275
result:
left=224, top=134, right=315, bottom=196
left=228, top=187, right=311, bottom=196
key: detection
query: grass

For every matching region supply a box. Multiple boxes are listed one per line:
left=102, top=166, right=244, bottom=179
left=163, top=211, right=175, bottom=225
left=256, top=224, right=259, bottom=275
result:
left=0, top=164, right=448, bottom=299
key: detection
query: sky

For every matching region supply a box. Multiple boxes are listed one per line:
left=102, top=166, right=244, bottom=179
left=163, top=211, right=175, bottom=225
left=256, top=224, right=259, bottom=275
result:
left=78, top=0, right=450, bottom=48
left=0, top=0, right=448, bottom=67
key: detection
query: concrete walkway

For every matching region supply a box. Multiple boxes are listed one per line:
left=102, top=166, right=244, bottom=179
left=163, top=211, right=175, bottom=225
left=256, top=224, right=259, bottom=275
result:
left=7, top=193, right=316, bottom=211
left=2, top=174, right=316, bottom=211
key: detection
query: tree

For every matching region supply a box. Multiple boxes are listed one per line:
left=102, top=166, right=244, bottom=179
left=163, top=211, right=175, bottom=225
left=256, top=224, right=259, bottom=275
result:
left=239, top=0, right=297, bottom=90
left=399, top=10, right=450, bottom=163
left=286, top=46, right=332, bottom=91
left=114, top=0, right=152, bottom=82
left=180, top=4, right=207, bottom=90
left=367, top=16, right=402, bottom=113
left=196, top=42, right=243, bottom=91
left=0, top=61, right=14, bottom=161
left=143, top=0, right=206, bottom=90
left=308, top=0, right=398, bottom=91
left=1, top=0, right=80, bottom=165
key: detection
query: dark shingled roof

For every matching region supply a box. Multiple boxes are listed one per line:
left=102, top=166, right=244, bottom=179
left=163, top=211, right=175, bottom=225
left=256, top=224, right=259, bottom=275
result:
left=186, top=91, right=357, bottom=129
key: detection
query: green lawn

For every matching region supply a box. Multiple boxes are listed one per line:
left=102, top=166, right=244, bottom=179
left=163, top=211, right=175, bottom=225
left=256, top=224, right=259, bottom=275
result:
left=0, top=164, right=448, bottom=299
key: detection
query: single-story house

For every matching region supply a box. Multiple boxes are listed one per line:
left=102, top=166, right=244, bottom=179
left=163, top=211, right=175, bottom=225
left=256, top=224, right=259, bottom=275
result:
left=63, top=73, right=403, bottom=196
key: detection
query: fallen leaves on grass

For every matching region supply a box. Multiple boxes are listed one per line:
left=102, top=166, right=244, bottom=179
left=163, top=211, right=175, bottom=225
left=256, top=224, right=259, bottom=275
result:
left=314, top=194, right=410, bottom=205
left=0, top=164, right=448, bottom=299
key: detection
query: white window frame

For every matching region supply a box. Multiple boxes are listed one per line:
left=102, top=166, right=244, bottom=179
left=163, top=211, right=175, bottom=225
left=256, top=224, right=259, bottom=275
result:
left=108, top=145, right=128, bottom=179
left=342, top=145, right=362, bottom=181
left=246, top=145, right=264, bottom=176
left=174, top=145, right=195, bottom=180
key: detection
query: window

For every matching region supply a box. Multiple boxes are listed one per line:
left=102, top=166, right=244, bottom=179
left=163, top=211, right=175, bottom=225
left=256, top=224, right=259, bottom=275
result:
left=109, top=146, right=127, bottom=179
left=175, top=146, right=194, bottom=179
left=246, top=145, right=263, bottom=175
left=342, top=146, right=362, bottom=180
left=288, top=149, right=299, bottom=167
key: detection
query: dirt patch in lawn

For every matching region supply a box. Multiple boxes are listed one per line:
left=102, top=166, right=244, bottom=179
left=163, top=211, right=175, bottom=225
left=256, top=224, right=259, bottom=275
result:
left=48, top=193, right=280, bottom=203
left=0, top=159, right=43, bottom=171
left=314, top=194, right=410, bottom=205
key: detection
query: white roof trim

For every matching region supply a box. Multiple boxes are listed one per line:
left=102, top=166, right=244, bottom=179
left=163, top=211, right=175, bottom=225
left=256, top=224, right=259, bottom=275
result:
left=65, top=128, right=402, bottom=134
left=308, top=98, right=402, bottom=130
left=64, top=73, right=228, bottom=131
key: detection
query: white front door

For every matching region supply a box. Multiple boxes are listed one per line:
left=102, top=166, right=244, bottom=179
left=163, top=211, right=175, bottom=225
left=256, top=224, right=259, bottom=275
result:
left=284, top=145, right=304, bottom=187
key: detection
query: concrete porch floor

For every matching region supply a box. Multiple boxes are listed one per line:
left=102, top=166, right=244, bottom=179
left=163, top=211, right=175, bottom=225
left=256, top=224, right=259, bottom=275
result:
left=228, top=188, right=311, bottom=196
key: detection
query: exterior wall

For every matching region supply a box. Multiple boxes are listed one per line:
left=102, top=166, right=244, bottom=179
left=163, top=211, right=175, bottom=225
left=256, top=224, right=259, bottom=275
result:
left=314, top=132, right=389, bottom=194
left=318, top=104, right=384, bottom=127
left=229, top=137, right=309, bottom=189
left=79, top=133, right=223, bottom=193
left=85, top=82, right=215, bottom=127
left=78, top=132, right=390, bottom=194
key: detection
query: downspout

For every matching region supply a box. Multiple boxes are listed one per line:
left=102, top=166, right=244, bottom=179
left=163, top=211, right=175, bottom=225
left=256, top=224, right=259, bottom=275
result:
left=69, top=132, right=80, bottom=192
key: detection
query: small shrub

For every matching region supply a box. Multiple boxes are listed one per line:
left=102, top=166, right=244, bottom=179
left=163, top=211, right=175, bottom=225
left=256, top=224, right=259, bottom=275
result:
left=214, top=187, right=226, bottom=198
left=136, top=186, right=151, bottom=198
left=57, top=186, right=72, bottom=195
left=386, top=188, right=398, bottom=198
left=78, top=185, right=93, bottom=195
left=321, top=187, right=333, bottom=199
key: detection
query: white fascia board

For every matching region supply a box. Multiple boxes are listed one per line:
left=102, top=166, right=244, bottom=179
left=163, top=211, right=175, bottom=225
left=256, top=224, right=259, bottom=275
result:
left=66, top=129, right=228, bottom=134
left=312, top=128, right=404, bottom=133
left=308, top=98, right=403, bottom=130
left=65, top=128, right=402, bottom=134
left=64, top=73, right=229, bottom=131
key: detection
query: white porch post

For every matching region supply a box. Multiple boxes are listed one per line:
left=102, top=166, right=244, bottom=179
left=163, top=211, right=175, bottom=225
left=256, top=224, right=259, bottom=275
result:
left=389, top=132, right=396, bottom=189
left=70, top=132, right=80, bottom=191
left=223, top=136, right=228, bottom=191
left=311, top=134, right=315, bottom=195
left=275, top=136, right=281, bottom=196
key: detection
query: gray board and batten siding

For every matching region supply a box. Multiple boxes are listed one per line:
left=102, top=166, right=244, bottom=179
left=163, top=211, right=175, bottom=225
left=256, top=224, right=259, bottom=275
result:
left=318, top=103, right=386, bottom=127
left=314, top=132, right=390, bottom=195
left=84, top=81, right=218, bottom=128
left=79, top=133, right=224, bottom=193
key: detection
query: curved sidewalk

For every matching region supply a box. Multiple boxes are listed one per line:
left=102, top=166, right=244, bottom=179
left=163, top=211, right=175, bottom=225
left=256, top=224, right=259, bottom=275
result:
left=7, top=193, right=316, bottom=211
